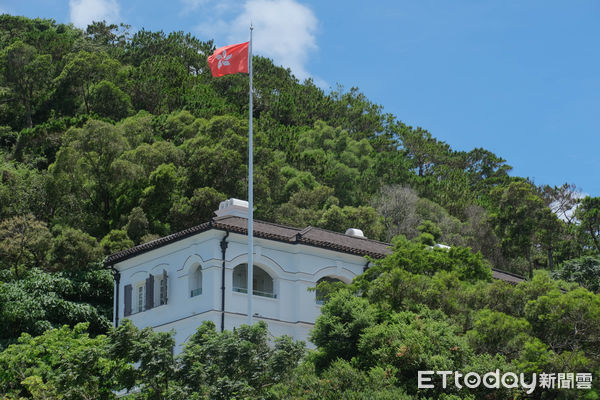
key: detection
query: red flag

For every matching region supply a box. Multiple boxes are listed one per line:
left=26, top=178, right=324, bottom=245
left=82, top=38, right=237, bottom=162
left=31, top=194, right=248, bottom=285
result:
left=207, top=42, right=249, bottom=77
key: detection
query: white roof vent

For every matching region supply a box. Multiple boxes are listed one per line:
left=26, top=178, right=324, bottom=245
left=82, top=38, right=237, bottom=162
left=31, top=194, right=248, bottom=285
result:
left=345, top=228, right=365, bottom=238
left=215, top=198, right=249, bottom=218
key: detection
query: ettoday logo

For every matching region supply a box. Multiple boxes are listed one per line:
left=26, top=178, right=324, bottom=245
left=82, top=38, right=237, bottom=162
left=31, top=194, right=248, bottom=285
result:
left=418, top=370, right=593, bottom=394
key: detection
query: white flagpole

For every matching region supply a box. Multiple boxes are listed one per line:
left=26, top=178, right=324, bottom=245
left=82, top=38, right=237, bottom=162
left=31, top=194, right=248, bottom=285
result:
left=247, top=24, right=254, bottom=325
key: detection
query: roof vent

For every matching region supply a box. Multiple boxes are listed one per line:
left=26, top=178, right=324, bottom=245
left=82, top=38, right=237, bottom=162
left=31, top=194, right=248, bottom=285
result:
left=345, top=228, right=365, bottom=238
left=215, top=198, right=249, bottom=218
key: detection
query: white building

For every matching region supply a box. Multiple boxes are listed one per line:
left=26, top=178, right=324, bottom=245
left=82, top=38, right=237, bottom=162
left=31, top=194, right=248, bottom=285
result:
left=105, top=199, right=523, bottom=351
left=105, top=199, right=391, bottom=350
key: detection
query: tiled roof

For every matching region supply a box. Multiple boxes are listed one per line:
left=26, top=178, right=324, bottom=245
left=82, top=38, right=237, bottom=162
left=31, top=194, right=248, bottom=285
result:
left=104, top=215, right=392, bottom=265
left=104, top=215, right=525, bottom=284
left=490, top=268, right=525, bottom=284
left=104, top=221, right=212, bottom=265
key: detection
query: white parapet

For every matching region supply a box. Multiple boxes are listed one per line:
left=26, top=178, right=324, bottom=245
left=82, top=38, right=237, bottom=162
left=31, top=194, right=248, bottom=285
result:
left=215, top=198, right=249, bottom=218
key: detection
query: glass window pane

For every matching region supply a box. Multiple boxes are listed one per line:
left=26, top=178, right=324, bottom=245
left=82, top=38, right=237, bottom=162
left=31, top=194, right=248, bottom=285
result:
left=232, top=264, right=275, bottom=298
left=191, top=266, right=202, bottom=297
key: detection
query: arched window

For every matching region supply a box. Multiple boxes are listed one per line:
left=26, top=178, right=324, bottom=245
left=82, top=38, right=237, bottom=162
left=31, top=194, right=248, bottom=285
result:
left=190, top=265, right=202, bottom=297
left=315, top=277, right=343, bottom=304
left=232, top=264, right=275, bottom=298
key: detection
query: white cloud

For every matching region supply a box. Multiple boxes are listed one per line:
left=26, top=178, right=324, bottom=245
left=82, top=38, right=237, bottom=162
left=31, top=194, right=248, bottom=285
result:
left=180, top=0, right=209, bottom=12
left=69, top=0, right=121, bottom=29
left=231, top=0, right=317, bottom=81
left=196, top=18, right=230, bottom=38
left=193, top=0, right=319, bottom=82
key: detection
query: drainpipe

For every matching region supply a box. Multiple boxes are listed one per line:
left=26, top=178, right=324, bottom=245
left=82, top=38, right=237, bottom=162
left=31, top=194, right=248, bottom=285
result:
left=220, top=231, right=229, bottom=332
left=109, top=265, right=120, bottom=327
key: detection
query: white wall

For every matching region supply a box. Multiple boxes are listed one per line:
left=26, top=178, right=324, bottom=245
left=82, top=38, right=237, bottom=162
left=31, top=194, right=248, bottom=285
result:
left=114, top=230, right=367, bottom=352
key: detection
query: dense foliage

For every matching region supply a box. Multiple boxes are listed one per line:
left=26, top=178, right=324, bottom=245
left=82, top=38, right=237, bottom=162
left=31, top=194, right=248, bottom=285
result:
left=1, top=14, right=599, bottom=399
left=2, top=242, right=599, bottom=399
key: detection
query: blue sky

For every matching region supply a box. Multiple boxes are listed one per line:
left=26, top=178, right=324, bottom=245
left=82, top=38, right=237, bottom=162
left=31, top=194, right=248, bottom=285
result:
left=2, top=0, right=599, bottom=196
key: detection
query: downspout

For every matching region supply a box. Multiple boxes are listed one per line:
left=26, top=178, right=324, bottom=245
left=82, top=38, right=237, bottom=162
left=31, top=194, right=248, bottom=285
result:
left=109, top=265, right=120, bottom=327
left=220, top=231, right=229, bottom=332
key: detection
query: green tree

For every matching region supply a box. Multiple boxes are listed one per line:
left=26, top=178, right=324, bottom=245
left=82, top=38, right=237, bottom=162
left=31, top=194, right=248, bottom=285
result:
left=294, top=121, right=375, bottom=205
left=100, top=230, right=134, bottom=255
left=49, top=225, right=103, bottom=271
left=0, top=159, right=51, bottom=222
left=0, top=125, right=17, bottom=150
left=575, top=196, right=600, bottom=253
left=0, top=268, right=112, bottom=347
left=490, top=181, right=546, bottom=277
left=89, top=79, right=132, bottom=120
left=55, top=50, right=121, bottom=114
left=168, top=186, right=227, bottom=231
left=126, top=29, right=210, bottom=73
left=0, top=41, right=52, bottom=128
left=357, top=309, right=472, bottom=394
left=462, top=204, right=504, bottom=268
left=552, top=256, right=600, bottom=293
left=124, top=206, right=149, bottom=244
left=0, top=323, right=122, bottom=399
left=310, top=290, right=377, bottom=372
left=130, top=56, right=190, bottom=114
left=524, top=286, right=600, bottom=355
left=417, top=220, right=442, bottom=242
left=360, top=235, right=491, bottom=283
left=463, top=147, right=511, bottom=190
left=465, top=309, right=533, bottom=359
left=175, top=321, right=305, bottom=399
left=116, top=111, right=156, bottom=148
left=0, top=214, right=51, bottom=278
left=397, top=125, right=451, bottom=178
left=273, top=185, right=339, bottom=228
left=182, top=115, right=248, bottom=198
left=269, top=360, right=411, bottom=400
left=536, top=207, right=564, bottom=270
left=318, top=205, right=386, bottom=241
left=86, top=20, right=131, bottom=47
left=51, top=119, right=131, bottom=235
left=328, top=85, right=385, bottom=140
left=109, top=320, right=176, bottom=398
left=140, top=163, right=180, bottom=231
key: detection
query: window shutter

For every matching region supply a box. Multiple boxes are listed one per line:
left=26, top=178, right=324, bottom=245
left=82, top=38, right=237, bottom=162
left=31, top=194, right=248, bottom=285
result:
left=162, top=269, right=168, bottom=304
left=124, top=284, right=132, bottom=316
left=145, top=275, right=154, bottom=310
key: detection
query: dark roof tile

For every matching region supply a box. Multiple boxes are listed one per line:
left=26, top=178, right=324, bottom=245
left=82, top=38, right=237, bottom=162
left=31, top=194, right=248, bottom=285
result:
left=104, top=215, right=525, bottom=285
left=491, top=268, right=525, bottom=284
left=105, top=216, right=391, bottom=265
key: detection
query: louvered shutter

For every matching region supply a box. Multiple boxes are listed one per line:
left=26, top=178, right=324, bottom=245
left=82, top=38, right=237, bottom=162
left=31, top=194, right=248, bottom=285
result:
left=145, top=275, right=154, bottom=310
left=124, top=284, right=132, bottom=316
left=161, top=269, right=168, bottom=304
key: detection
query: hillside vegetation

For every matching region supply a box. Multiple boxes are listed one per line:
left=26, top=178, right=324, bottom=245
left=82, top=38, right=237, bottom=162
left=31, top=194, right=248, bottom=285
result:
left=1, top=15, right=599, bottom=399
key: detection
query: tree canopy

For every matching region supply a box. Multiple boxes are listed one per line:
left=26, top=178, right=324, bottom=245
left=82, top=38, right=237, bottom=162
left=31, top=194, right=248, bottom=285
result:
left=0, top=14, right=598, bottom=399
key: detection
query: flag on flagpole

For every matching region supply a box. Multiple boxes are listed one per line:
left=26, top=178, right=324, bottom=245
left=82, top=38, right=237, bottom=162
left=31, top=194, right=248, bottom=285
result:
left=207, top=29, right=255, bottom=326
left=207, top=42, right=249, bottom=77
